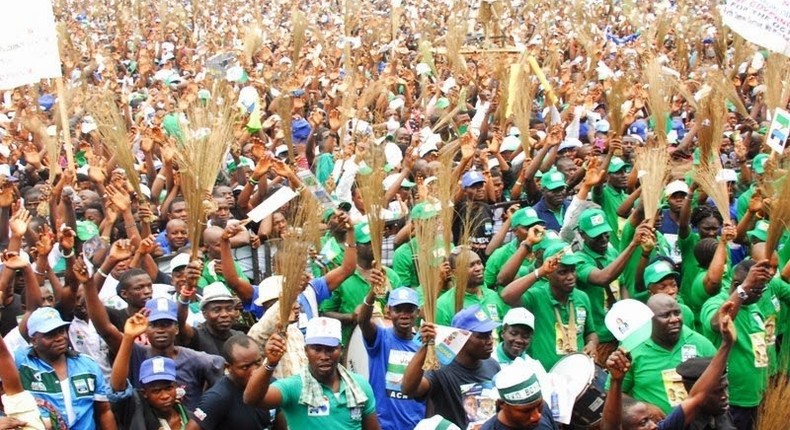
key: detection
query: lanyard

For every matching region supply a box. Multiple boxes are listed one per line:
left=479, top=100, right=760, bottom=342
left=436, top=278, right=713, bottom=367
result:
left=158, top=405, right=188, bottom=430
left=554, top=301, right=577, bottom=353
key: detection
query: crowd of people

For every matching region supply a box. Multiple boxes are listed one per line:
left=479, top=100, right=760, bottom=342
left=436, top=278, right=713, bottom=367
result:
left=0, top=0, right=789, bottom=429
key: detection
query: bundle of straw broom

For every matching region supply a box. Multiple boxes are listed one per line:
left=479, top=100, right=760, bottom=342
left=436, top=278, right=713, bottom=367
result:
left=355, top=141, right=388, bottom=296
left=764, top=166, right=790, bottom=261
left=692, top=89, right=731, bottom=225
left=414, top=205, right=441, bottom=370
left=277, top=193, right=321, bottom=332
left=635, top=143, right=669, bottom=222
left=174, top=84, right=236, bottom=261
left=757, top=376, right=790, bottom=430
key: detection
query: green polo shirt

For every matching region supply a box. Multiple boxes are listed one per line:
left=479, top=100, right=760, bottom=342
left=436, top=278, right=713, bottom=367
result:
left=320, top=267, right=400, bottom=345
left=576, top=243, right=621, bottom=343
left=523, top=284, right=595, bottom=371
left=687, top=270, right=724, bottom=317
left=197, top=260, right=248, bottom=291
left=701, top=291, right=774, bottom=407
left=315, top=153, right=335, bottom=185
left=594, top=184, right=627, bottom=249
left=272, top=371, right=376, bottom=429
left=484, top=240, right=534, bottom=290
left=434, top=286, right=508, bottom=328
left=612, top=327, right=716, bottom=414
left=391, top=239, right=419, bottom=288
left=758, top=276, right=790, bottom=372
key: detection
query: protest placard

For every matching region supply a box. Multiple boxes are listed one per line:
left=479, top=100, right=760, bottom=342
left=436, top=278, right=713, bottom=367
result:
left=766, top=108, right=790, bottom=154
left=0, top=0, right=62, bottom=90
left=721, top=0, right=790, bottom=57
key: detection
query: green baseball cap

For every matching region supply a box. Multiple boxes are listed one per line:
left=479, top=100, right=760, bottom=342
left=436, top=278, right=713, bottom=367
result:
left=76, top=220, right=99, bottom=241
left=747, top=220, right=769, bottom=242
left=355, top=222, right=372, bottom=244
left=532, top=230, right=562, bottom=253
left=753, top=154, right=769, bottom=175
left=322, top=207, right=336, bottom=222
left=578, top=208, right=612, bottom=238
left=543, top=242, right=584, bottom=265
left=511, top=207, right=543, bottom=228
left=410, top=202, right=440, bottom=220
left=540, top=170, right=566, bottom=191
left=644, top=260, right=679, bottom=286
left=608, top=157, right=631, bottom=173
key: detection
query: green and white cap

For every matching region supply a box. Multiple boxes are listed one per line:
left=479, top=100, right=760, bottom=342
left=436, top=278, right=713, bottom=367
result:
left=495, top=358, right=543, bottom=405
left=414, top=415, right=461, bottom=430
left=747, top=220, right=769, bottom=242
left=605, top=299, right=654, bottom=352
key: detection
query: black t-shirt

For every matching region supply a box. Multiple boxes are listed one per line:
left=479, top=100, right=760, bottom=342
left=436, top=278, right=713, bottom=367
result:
left=190, top=376, right=275, bottom=430
left=425, top=358, right=500, bottom=429
left=0, top=294, right=24, bottom=337
left=453, top=199, right=494, bottom=260
left=187, top=324, right=244, bottom=356
left=106, top=306, right=130, bottom=334
left=479, top=404, right=559, bottom=430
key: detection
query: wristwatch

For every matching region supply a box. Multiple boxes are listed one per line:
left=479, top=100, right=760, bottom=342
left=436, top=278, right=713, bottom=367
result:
left=736, top=285, right=749, bottom=300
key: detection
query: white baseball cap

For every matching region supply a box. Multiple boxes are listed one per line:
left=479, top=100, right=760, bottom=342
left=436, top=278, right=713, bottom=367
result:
left=664, top=180, right=689, bottom=197
left=502, top=307, right=535, bottom=330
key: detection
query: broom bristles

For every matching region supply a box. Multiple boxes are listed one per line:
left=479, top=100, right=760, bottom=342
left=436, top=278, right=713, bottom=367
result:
left=414, top=210, right=441, bottom=370
left=644, top=58, right=672, bottom=145
left=453, top=209, right=474, bottom=313
left=291, top=10, right=308, bottom=67
left=89, top=93, right=142, bottom=198
left=757, top=375, right=790, bottom=430
left=765, top=173, right=790, bottom=260
left=512, top=61, right=535, bottom=153
left=635, top=145, right=669, bottom=221
left=356, top=143, right=388, bottom=295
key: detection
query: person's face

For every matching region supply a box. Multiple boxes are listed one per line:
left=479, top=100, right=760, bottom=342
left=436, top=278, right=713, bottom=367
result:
left=608, top=168, right=629, bottom=189
left=352, top=187, right=364, bottom=209
left=697, top=216, right=721, bottom=239
left=40, top=287, right=55, bottom=308
left=169, top=201, right=188, bottom=222
left=465, top=252, right=484, bottom=286
left=464, top=331, right=494, bottom=359
left=305, top=344, right=341, bottom=380
left=396, top=129, right=411, bottom=145
left=388, top=303, right=418, bottom=334
left=33, top=326, right=69, bottom=360
left=701, top=375, right=729, bottom=415
left=272, top=213, right=288, bottom=236
left=202, top=300, right=238, bottom=332
left=623, top=403, right=659, bottom=430
left=468, top=179, right=488, bottom=200
left=226, top=343, right=263, bottom=388
left=543, top=186, right=566, bottom=207
left=120, top=274, right=153, bottom=308
left=171, top=268, right=187, bottom=292
left=74, top=285, right=88, bottom=320
left=146, top=320, right=178, bottom=349
left=583, top=231, right=610, bottom=254
left=216, top=186, right=234, bottom=207
left=502, top=324, right=533, bottom=358
left=491, top=176, right=504, bottom=199
left=24, top=194, right=40, bottom=215
left=649, top=278, right=678, bottom=299
left=211, top=199, right=232, bottom=226
left=502, top=399, right=545, bottom=429
left=667, top=192, right=686, bottom=213
left=651, top=301, right=682, bottom=346
left=549, top=264, right=577, bottom=295
left=141, top=381, right=177, bottom=412
left=84, top=208, right=102, bottom=226
left=166, top=222, right=188, bottom=248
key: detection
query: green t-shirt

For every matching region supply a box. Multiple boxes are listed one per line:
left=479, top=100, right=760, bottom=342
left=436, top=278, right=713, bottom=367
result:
left=320, top=267, right=401, bottom=344
left=687, top=270, right=723, bottom=317
left=483, top=240, right=533, bottom=290
left=620, top=222, right=670, bottom=302
left=197, top=260, right=248, bottom=292
left=757, top=276, right=790, bottom=373
left=434, top=287, right=508, bottom=328
left=523, top=284, right=596, bottom=371
left=315, top=153, right=335, bottom=186
left=594, top=184, right=628, bottom=250
left=680, top=302, right=696, bottom=330
left=272, top=372, right=376, bottom=429
left=613, top=327, right=716, bottom=414
left=391, top=239, right=420, bottom=289
left=576, top=244, right=622, bottom=342
left=677, top=233, right=731, bottom=306
left=700, top=291, right=774, bottom=407
left=319, top=236, right=345, bottom=270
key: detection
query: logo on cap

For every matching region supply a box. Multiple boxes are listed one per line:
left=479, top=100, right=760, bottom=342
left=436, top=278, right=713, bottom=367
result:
left=590, top=214, right=605, bottom=226
left=475, top=310, right=487, bottom=322
left=525, top=208, right=537, bottom=217
left=157, top=299, right=169, bottom=311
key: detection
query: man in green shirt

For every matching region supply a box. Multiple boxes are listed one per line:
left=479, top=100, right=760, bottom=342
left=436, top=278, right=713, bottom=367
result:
left=615, top=294, right=716, bottom=414
left=640, top=260, right=695, bottom=328
left=244, top=317, right=379, bottom=430
left=575, top=208, right=649, bottom=361
left=435, top=248, right=508, bottom=327
left=522, top=244, right=598, bottom=370
left=700, top=259, right=774, bottom=430
left=483, top=207, right=545, bottom=291
left=321, top=222, right=401, bottom=345
left=593, top=156, right=630, bottom=249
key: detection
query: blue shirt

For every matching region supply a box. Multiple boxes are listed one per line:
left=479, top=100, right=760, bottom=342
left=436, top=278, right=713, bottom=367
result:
left=16, top=348, right=108, bottom=430
left=533, top=198, right=570, bottom=232
left=364, top=326, right=424, bottom=430
left=658, top=406, right=686, bottom=429
left=479, top=403, right=558, bottom=429
left=296, top=276, right=331, bottom=333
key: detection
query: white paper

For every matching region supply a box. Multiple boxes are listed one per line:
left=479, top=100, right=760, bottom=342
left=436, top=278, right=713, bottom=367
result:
left=0, top=0, right=62, bottom=90
left=246, top=186, right=297, bottom=223
left=767, top=108, right=790, bottom=154
left=721, top=0, right=790, bottom=57
left=433, top=324, right=471, bottom=366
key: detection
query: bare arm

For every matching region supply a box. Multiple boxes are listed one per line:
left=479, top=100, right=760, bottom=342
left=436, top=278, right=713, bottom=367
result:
left=243, top=334, right=285, bottom=409
left=357, top=290, right=379, bottom=345
left=324, top=220, right=357, bottom=291
left=219, top=225, right=254, bottom=302
left=94, top=401, right=117, bottom=430
left=401, top=323, right=435, bottom=399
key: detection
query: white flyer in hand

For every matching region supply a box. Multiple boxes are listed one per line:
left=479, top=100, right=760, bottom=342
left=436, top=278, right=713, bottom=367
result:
left=247, top=186, right=298, bottom=223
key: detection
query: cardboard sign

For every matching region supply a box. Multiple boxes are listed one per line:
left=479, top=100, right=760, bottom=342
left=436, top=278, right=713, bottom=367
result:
left=766, top=108, right=790, bottom=154
left=721, top=0, right=790, bottom=57
left=0, top=0, right=62, bottom=90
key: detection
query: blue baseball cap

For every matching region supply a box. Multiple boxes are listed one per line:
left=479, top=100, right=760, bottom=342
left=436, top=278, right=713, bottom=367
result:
left=628, top=119, right=647, bottom=141
left=462, top=171, right=485, bottom=188
left=145, top=297, right=178, bottom=322
left=388, top=288, right=420, bottom=307
left=452, top=305, right=500, bottom=333
left=27, top=308, right=70, bottom=336
left=139, top=356, right=177, bottom=385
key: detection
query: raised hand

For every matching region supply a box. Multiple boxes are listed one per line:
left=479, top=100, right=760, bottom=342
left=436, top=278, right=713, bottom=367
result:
left=583, top=157, right=605, bottom=187
left=720, top=223, right=736, bottom=243
left=328, top=109, right=342, bottom=132
left=137, top=235, right=158, bottom=255
left=109, top=239, right=135, bottom=263
left=269, top=158, right=293, bottom=178
left=0, top=176, right=18, bottom=208
left=719, top=301, right=737, bottom=345
left=1, top=251, right=30, bottom=270
left=105, top=184, right=131, bottom=213
left=606, top=348, right=631, bottom=381
left=35, top=225, right=55, bottom=257
left=160, top=139, right=177, bottom=163
left=539, top=253, right=561, bottom=276
left=265, top=332, right=287, bottom=365
left=59, top=226, right=76, bottom=253
left=525, top=225, right=545, bottom=246
left=72, top=256, right=91, bottom=284
left=9, top=207, right=31, bottom=238
left=124, top=309, right=150, bottom=338
left=88, top=155, right=107, bottom=184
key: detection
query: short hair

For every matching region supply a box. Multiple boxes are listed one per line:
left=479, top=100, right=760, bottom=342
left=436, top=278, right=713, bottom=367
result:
left=732, top=259, right=757, bottom=288
left=693, top=238, right=719, bottom=267
left=168, top=197, right=186, bottom=212
left=222, top=334, right=256, bottom=364
left=116, top=268, right=150, bottom=295
left=690, top=205, right=723, bottom=227
left=84, top=202, right=105, bottom=217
